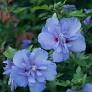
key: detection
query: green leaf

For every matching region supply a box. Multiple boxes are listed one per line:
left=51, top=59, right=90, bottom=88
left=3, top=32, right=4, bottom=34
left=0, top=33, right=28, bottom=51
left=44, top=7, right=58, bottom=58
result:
left=71, top=66, right=87, bottom=85
left=55, top=80, right=70, bottom=87
left=13, top=7, right=27, bottom=14
left=3, top=47, right=16, bottom=59
left=31, top=5, right=49, bottom=12
left=67, top=10, right=86, bottom=17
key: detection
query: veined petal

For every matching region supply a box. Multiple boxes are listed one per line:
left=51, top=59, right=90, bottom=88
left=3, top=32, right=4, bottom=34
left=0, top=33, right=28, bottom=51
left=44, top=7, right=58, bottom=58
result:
left=28, top=76, right=36, bottom=84
left=60, top=17, right=81, bottom=37
left=68, top=33, right=86, bottom=52
left=29, top=82, right=46, bottom=92
left=43, top=61, right=57, bottom=80
left=53, top=51, right=69, bottom=62
left=53, top=45, right=69, bottom=62
left=37, top=75, right=45, bottom=82
left=30, top=48, right=48, bottom=62
left=13, top=49, right=30, bottom=68
left=38, top=32, right=58, bottom=50
left=45, top=14, right=61, bottom=35
left=10, top=66, right=28, bottom=87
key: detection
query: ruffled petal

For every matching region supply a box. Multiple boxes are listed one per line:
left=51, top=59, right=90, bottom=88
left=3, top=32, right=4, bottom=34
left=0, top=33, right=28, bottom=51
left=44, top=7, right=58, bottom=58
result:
left=10, top=66, right=28, bottom=87
left=38, top=32, right=58, bottom=50
left=60, top=17, right=81, bottom=37
left=68, top=33, right=86, bottom=52
left=43, top=61, right=57, bottom=80
left=53, top=45, right=69, bottom=62
left=44, top=13, right=61, bottom=35
left=30, top=48, right=48, bottom=63
left=29, top=82, right=46, bottom=92
left=13, top=49, right=30, bottom=68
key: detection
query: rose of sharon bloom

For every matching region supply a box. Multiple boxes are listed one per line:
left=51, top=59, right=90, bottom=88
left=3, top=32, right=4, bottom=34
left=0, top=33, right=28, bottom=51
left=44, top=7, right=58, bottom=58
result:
left=38, top=14, right=86, bottom=62
left=83, top=83, right=92, bottom=92
left=66, top=89, right=75, bottom=92
left=3, top=48, right=57, bottom=92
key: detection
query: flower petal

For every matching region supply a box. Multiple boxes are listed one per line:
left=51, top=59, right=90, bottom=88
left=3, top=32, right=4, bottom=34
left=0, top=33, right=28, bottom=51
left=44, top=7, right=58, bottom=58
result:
left=8, top=77, right=18, bottom=91
left=44, top=13, right=61, bottom=35
left=13, top=49, right=30, bottom=68
left=68, top=33, right=86, bottom=52
left=60, top=17, right=81, bottom=37
left=29, top=82, right=46, bottom=92
left=28, top=76, right=36, bottom=84
left=53, top=45, right=69, bottom=62
left=3, top=60, right=13, bottom=75
left=53, top=51, right=69, bottom=62
left=43, top=61, right=57, bottom=80
left=38, top=32, right=58, bottom=50
left=30, top=48, right=48, bottom=62
left=37, top=75, right=45, bottom=82
left=83, top=83, right=92, bottom=92
left=10, top=66, right=28, bottom=87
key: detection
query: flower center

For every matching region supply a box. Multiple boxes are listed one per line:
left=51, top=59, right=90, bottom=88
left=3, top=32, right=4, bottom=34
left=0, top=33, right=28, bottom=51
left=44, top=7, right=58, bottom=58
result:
left=55, top=37, right=59, bottom=42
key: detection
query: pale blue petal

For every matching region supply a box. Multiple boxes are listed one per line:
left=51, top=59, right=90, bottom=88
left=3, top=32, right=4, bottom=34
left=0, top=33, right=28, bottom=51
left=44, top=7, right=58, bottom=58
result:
left=10, top=66, right=28, bottom=87
left=8, top=77, right=18, bottom=91
left=37, top=75, right=45, bottom=82
left=3, top=60, right=13, bottom=75
left=53, top=45, right=69, bottom=62
left=28, top=76, right=36, bottom=84
left=43, top=61, right=57, bottom=80
left=83, top=83, right=92, bottom=92
left=38, top=32, right=58, bottom=50
left=68, top=33, right=86, bottom=52
left=60, top=17, right=81, bottom=37
left=13, top=49, right=30, bottom=68
left=30, top=48, right=48, bottom=62
left=29, top=82, right=46, bottom=92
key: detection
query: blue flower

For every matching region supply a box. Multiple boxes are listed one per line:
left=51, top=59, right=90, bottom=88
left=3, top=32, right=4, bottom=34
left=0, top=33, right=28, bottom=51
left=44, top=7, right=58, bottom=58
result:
left=38, top=14, right=86, bottom=62
left=83, top=9, right=92, bottom=25
left=21, top=39, right=31, bottom=48
left=66, top=89, right=75, bottom=92
left=4, top=48, right=57, bottom=92
left=83, top=83, right=92, bottom=92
